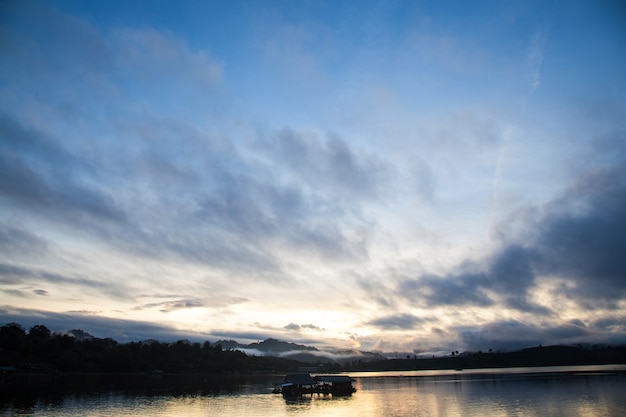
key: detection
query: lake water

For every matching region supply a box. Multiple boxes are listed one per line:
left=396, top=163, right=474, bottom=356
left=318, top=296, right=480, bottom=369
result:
left=2, top=365, right=625, bottom=416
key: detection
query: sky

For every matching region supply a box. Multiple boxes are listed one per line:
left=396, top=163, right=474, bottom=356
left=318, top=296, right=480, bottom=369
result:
left=1, top=0, right=625, bottom=355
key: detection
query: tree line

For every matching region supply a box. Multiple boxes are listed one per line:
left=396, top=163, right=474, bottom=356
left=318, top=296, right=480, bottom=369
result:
left=347, top=344, right=626, bottom=372
left=0, top=323, right=313, bottom=374
left=3, top=322, right=624, bottom=374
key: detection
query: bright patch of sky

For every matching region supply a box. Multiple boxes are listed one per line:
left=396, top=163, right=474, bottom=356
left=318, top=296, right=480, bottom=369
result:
left=1, top=0, right=625, bottom=353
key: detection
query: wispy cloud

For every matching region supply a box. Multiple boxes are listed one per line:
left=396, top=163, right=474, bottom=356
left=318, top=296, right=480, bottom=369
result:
left=366, top=314, right=434, bottom=330
left=0, top=263, right=133, bottom=301
left=523, top=29, right=548, bottom=114
left=0, top=221, right=49, bottom=257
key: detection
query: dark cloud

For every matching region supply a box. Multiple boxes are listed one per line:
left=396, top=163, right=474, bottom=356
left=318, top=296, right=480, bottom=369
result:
left=135, top=141, right=370, bottom=268
left=367, top=313, right=432, bottom=330
left=158, top=300, right=203, bottom=313
left=534, top=163, right=626, bottom=302
left=133, top=296, right=248, bottom=313
left=0, top=263, right=132, bottom=301
left=400, top=273, right=493, bottom=307
left=0, top=114, right=127, bottom=224
left=0, top=222, right=49, bottom=257
left=134, top=299, right=204, bottom=313
left=1, top=106, right=373, bottom=277
left=2, top=289, right=28, bottom=298
left=0, top=263, right=30, bottom=285
left=33, top=289, right=48, bottom=296
left=395, top=160, right=626, bottom=314
left=284, top=322, right=324, bottom=331
left=0, top=306, right=206, bottom=342
left=454, top=319, right=605, bottom=352
left=357, top=276, right=398, bottom=308
left=397, top=246, right=553, bottom=314
left=255, top=128, right=391, bottom=200
left=0, top=109, right=369, bottom=279
left=449, top=315, right=626, bottom=351
left=591, top=316, right=626, bottom=332
left=67, top=310, right=102, bottom=315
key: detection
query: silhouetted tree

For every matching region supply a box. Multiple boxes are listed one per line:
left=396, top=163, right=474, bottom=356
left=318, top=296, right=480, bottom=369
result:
left=28, top=325, right=51, bottom=343
left=0, top=322, right=27, bottom=352
left=27, top=324, right=51, bottom=359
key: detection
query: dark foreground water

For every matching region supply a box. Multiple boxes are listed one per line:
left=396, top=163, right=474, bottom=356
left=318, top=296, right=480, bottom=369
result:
left=2, top=365, right=625, bottom=416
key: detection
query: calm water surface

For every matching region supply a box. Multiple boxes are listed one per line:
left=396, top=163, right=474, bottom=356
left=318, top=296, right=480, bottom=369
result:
left=2, top=365, right=625, bottom=416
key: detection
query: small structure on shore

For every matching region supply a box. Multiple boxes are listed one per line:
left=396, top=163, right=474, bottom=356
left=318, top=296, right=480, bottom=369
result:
left=275, top=373, right=356, bottom=396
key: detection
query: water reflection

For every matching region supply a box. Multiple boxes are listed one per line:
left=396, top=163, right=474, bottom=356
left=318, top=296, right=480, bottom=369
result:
left=355, top=370, right=626, bottom=417
left=2, top=366, right=625, bottom=417
left=0, top=373, right=269, bottom=416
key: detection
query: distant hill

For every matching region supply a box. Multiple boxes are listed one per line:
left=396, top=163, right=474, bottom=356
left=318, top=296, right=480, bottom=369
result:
left=211, top=338, right=626, bottom=370
left=215, top=338, right=317, bottom=353
left=214, top=337, right=386, bottom=364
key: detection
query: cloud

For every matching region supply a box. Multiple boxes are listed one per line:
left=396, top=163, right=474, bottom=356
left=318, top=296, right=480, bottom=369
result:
left=284, top=323, right=300, bottom=331
left=0, top=263, right=132, bottom=301
left=134, top=299, right=204, bottom=313
left=592, top=316, right=626, bottom=333
left=395, top=159, right=626, bottom=315
left=527, top=30, right=547, bottom=95
left=133, top=296, right=248, bottom=312
left=0, top=306, right=204, bottom=342
left=1, top=111, right=374, bottom=282
left=111, top=27, right=223, bottom=89
left=254, top=128, right=391, bottom=201
left=1, top=2, right=386, bottom=280
left=284, top=322, right=324, bottom=331
left=534, top=163, right=626, bottom=302
left=0, top=1, right=222, bottom=114
left=357, top=274, right=398, bottom=308
left=208, top=330, right=271, bottom=343
left=1, top=289, right=28, bottom=298
left=0, top=221, right=49, bottom=257
left=454, top=319, right=606, bottom=352
left=366, top=314, right=432, bottom=330
left=407, top=29, right=487, bottom=75
left=0, top=114, right=127, bottom=225
left=400, top=272, right=494, bottom=308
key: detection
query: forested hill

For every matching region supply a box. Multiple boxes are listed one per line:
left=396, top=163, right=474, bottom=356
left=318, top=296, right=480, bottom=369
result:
left=1, top=322, right=625, bottom=374
left=357, top=345, right=626, bottom=372
left=214, top=338, right=319, bottom=353
left=0, top=323, right=315, bottom=373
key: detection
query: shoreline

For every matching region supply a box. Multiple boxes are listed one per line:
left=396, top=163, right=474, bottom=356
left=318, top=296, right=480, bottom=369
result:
left=5, top=363, right=626, bottom=379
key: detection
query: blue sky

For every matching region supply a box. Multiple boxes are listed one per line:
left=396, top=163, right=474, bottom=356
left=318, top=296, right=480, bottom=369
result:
left=1, top=0, right=625, bottom=354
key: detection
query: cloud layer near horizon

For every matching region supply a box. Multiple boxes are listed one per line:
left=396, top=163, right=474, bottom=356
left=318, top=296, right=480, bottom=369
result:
left=1, top=0, right=625, bottom=353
